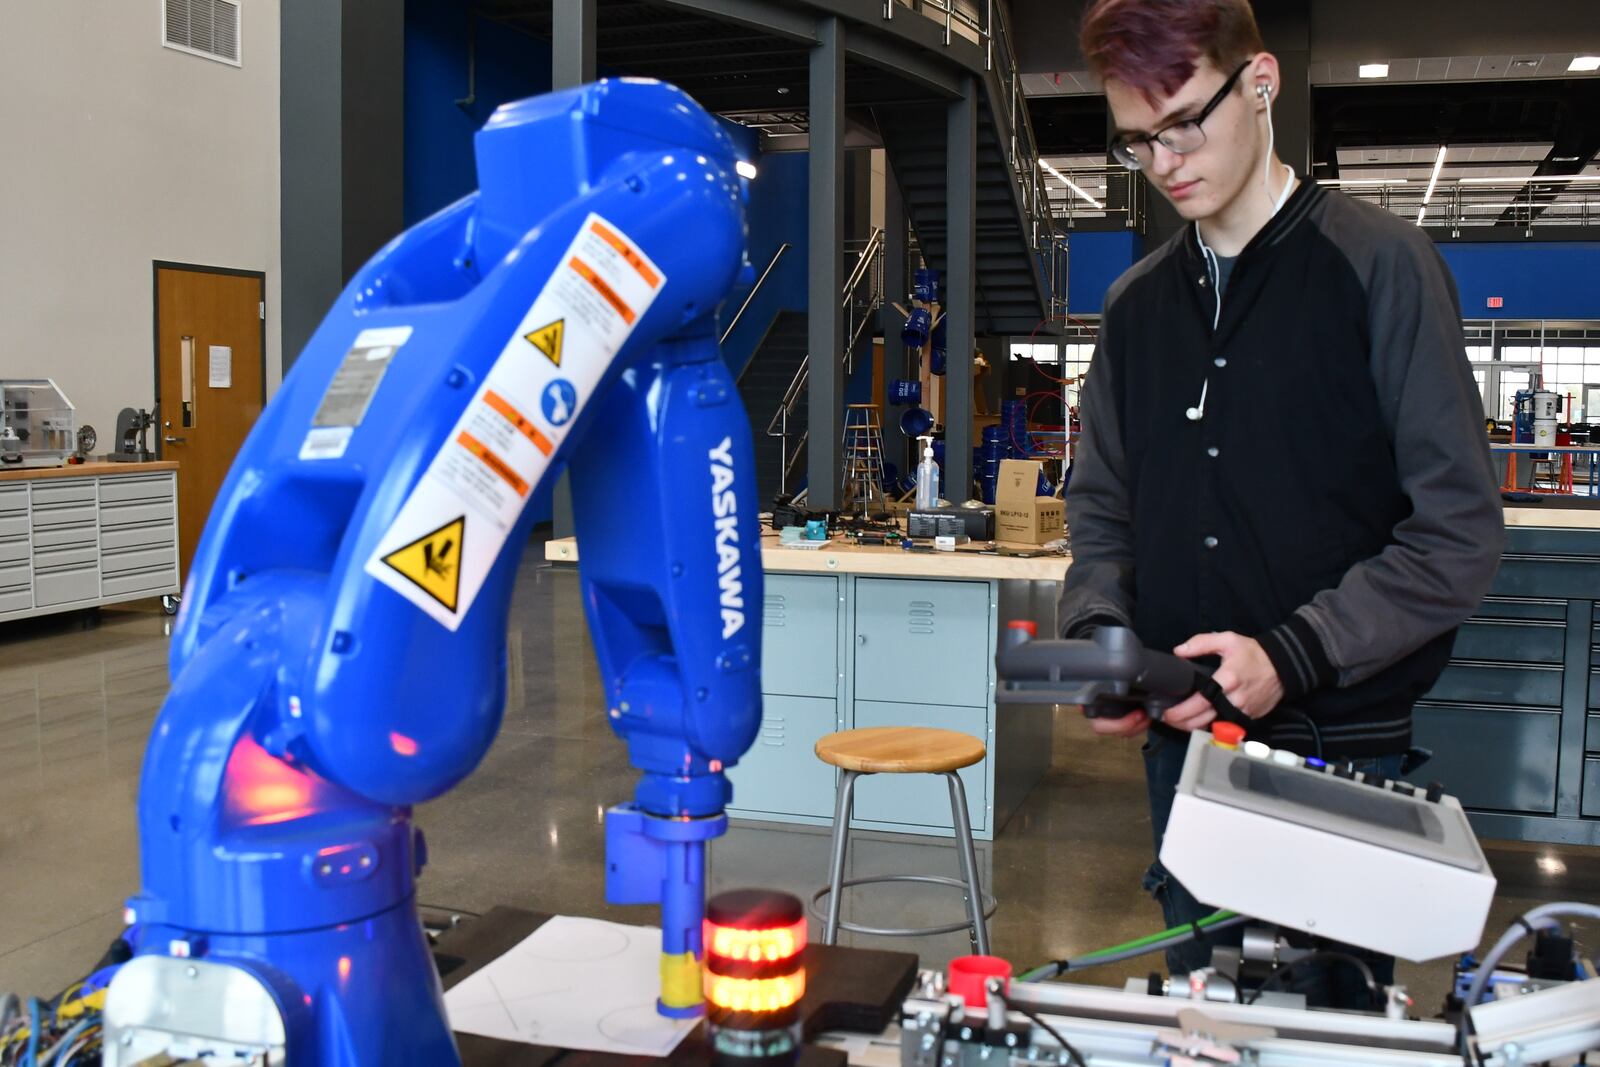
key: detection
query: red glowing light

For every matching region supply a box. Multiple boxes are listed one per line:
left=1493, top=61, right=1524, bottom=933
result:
left=389, top=731, right=419, bottom=757
left=705, top=971, right=805, bottom=1012
left=224, top=733, right=321, bottom=826
left=706, top=917, right=806, bottom=964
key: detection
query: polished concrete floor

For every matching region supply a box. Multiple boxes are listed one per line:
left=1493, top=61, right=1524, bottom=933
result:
left=2, top=550, right=1598, bottom=1021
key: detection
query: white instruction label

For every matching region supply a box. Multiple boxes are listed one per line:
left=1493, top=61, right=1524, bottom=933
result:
left=365, top=213, right=665, bottom=628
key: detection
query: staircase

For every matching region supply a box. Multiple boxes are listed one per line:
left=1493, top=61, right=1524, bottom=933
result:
left=736, top=311, right=809, bottom=503
left=877, top=99, right=1055, bottom=334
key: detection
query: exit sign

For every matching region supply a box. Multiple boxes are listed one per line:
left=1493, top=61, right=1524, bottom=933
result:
left=1487, top=296, right=1505, bottom=308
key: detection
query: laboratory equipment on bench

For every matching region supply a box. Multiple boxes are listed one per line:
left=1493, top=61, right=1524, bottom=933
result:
left=105, top=78, right=762, bottom=1067
left=0, top=379, right=77, bottom=468
left=107, top=407, right=155, bottom=462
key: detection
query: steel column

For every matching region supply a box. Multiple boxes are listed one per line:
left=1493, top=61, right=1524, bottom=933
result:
left=808, top=16, right=847, bottom=509
left=944, top=76, right=978, bottom=502
left=551, top=0, right=597, bottom=89
left=881, top=163, right=909, bottom=475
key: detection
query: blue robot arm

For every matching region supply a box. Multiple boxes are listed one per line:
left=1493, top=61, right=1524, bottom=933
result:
left=113, top=80, right=762, bottom=1065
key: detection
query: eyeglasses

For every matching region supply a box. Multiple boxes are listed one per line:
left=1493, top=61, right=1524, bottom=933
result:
left=1109, top=62, right=1251, bottom=172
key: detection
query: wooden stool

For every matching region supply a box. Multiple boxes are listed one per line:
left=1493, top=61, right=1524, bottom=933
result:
left=811, top=727, right=995, bottom=954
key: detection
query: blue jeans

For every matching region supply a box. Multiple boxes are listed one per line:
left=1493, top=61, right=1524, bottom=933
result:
left=1142, top=727, right=1404, bottom=1007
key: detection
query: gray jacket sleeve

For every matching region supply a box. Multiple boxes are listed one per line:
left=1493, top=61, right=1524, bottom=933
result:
left=1257, top=226, right=1505, bottom=695
left=1057, top=317, right=1136, bottom=638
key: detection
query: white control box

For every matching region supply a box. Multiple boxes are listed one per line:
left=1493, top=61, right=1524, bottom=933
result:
left=1161, top=732, right=1496, bottom=962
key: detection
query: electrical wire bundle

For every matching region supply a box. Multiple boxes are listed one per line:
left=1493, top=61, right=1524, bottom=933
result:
left=0, top=973, right=111, bottom=1067
left=1019, top=909, right=1246, bottom=981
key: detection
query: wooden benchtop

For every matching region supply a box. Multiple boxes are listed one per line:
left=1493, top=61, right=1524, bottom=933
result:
left=0, top=460, right=177, bottom=483
left=1503, top=506, right=1600, bottom=531
left=544, top=530, right=1073, bottom=581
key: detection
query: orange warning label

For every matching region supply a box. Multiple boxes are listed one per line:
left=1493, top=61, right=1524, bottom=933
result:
left=381, top=516, right=465, bottom=612
left=483, top=390, right=553, bottom=456
left=590, top=219, right=662, bottom=288
left=457, top=431, right=530, bottom=496
left=569, top=257, right=635, bottom=324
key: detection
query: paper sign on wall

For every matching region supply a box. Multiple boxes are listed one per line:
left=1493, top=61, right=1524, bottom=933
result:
left=208, top=346, right=232, bottom=389
left=364, top=214, right=666, bottom=628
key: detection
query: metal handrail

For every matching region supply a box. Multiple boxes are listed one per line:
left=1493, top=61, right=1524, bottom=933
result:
left=1325, top=178, right=1599, bottom=232
left=765, top=227, right=885, bottom=492
left=722, top=242, right=791, bottom=348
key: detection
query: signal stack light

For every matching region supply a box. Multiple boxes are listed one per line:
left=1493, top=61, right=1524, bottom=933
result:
left=703, top=889, right=808, bottom=1063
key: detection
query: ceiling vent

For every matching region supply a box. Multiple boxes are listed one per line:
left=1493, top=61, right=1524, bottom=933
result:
left=163, top=0, right=241, bottom=67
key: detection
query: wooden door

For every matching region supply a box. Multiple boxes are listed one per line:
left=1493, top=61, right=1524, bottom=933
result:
left=154, top=264, right=265, bottom=578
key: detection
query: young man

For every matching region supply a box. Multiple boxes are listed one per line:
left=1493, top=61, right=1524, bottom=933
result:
left=1059, top=0, right=1504, bottom=996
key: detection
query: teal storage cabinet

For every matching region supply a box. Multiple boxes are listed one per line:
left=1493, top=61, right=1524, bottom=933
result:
left=727, top=564, right=1057, bottom=841
left=728, top=574, right=842, bottom=821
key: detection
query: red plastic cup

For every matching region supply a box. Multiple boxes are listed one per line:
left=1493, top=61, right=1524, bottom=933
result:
left=947, top=955, right=1012, bottom=1009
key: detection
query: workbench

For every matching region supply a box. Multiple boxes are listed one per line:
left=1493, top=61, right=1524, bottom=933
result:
left=546, top=532, right=1066, bottom=839
left=0, top=461, right=180, bottom=623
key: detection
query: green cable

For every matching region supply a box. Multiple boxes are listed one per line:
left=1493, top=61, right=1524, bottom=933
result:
left=1019, top=910, right=1239, bottom=981
left=1079, top=910, right=1238, bottom=958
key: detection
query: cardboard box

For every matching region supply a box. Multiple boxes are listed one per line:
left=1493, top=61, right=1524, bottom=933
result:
left=994, top=459, right=1064, bottom=544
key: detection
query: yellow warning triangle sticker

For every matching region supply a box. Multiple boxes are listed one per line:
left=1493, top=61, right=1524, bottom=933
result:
left=525, top=319, right=564, bottom=367
left=382, top=516, right=465, bottom=612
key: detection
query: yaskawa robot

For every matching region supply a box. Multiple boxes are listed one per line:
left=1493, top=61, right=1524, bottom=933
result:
left=104, top=80, right=763, bottom=1065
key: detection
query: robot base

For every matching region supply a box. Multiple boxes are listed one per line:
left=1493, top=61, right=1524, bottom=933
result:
left=105, top=900, right=456, bottom=1066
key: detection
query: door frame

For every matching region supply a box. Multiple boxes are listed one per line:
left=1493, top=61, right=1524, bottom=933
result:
left=150, top=260, right=268, bottom=461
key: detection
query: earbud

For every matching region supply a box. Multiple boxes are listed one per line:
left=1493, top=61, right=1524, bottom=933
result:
left=1257, top=83, right=1273, bottom=100
left=1186, top=380, right=1209, bottom=422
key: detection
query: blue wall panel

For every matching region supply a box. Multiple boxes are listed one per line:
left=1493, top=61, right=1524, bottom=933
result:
left=1435, top=242, right=1600, bottom=320
left=403, top=0, right=554, bottom=227
left=1067, top=230, right=1141, bottom=315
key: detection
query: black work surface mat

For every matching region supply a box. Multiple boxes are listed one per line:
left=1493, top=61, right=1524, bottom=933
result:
left=435, top=906, right=918, bottom=1067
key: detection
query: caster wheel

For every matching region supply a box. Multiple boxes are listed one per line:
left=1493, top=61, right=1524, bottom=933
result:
left=162, top=594, right=181, bottom=616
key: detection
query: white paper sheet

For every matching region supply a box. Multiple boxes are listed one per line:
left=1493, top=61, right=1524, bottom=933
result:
left=208, top=345, right=232, bottom=388
left=443, top=916, right=698, bottom=1055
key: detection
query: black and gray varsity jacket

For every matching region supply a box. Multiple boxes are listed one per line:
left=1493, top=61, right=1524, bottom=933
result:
left=1058, top=179, right=1505, bottom=758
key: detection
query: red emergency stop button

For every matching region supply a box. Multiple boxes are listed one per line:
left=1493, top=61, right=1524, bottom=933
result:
left=1211, top=722, right=1246, bottom=749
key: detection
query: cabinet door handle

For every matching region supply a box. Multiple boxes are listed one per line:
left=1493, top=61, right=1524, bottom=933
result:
left=857, top=634, right=867, bottom=645
left=164, top=435, right=187, bottom=444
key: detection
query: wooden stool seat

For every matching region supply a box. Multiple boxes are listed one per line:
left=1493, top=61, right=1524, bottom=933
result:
left=814, top=727, right=986, bottom=775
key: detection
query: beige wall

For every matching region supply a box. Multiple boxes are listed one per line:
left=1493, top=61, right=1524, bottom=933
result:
left=0, top=0, right=282, bottom=446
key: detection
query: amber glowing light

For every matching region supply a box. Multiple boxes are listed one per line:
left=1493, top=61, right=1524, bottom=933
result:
left=705, top=972, right=805, bottom=1013
left=707, top=918, right=806, bottom=964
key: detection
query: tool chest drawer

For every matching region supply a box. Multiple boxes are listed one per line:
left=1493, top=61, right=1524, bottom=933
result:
left=97, top=474, right=175, bottom=504
left=1414, top=702, right=1559, bottom=814
left=1423, top=661, right=1562, bottom=708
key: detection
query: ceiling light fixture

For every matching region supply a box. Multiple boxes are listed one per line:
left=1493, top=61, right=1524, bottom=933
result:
left=1318, top=178, right=1412, bottom=186
left=1423, top=146, right=1448, bottom=204
left=1569, top=56, right=1600, bottom=72
left=1039, top=160, right=1104, bottom=209
left=735, top=160, right=758, bottom=180
left=1416, top=205, right=1428, bottom=226
left=1359, top=63, right=1390, bottom=79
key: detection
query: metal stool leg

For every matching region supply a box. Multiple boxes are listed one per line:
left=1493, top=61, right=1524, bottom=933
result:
left=823, top=770, right=860, bottom=946
left=944, top=771, right=990, bottom=955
